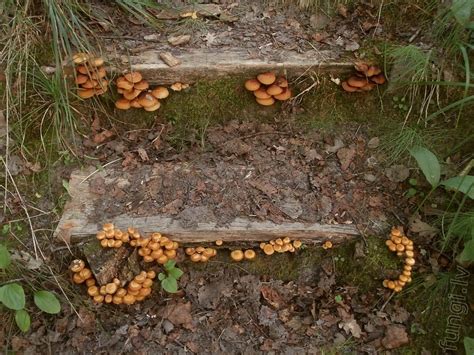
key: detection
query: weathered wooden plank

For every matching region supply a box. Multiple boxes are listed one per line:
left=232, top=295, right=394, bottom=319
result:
left=54, top=168, right=360, bottom=245
left=124, top=48, right=353, bottom=84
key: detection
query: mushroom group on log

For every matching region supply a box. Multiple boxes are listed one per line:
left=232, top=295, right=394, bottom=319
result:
left=73, top=53, right=108, bottom=99
left=115, top=71, right=170, bottom=111
left=341, top=63, right=386, bottom=93
left=245, top=72, right=292, bottom=106
left=70, top=259, right=156, bottom=305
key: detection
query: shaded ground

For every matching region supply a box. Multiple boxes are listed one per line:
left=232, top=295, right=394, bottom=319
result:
left=1, top=1, right=473, bottom=354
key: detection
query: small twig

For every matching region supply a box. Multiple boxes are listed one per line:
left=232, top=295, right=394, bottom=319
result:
left=291, top=80, right=319, bottom=101
left=372, top=0, right=384, bottom=39
left=79, top=158, right=122, bottom=185
left=380, top=291, right=395, bottom=311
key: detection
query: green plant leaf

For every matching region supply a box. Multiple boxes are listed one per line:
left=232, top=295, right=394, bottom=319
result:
left=458, top=239, right=474, bottom=263
left=158, top=272, right=165, bottom=281
left=0, top=244, right=11, bottom=269
left=405, top=188, right=417, bottom=198
left=0, top=283, right=25, bottom=310
left=1, top=224, right=10, bottom=235
left=15, top=309, right=31, bottom=332
left=161, top=276, right=178, bottom=293
left=168, top=267, right=183, bottom=280
left=409, top=146, right=440, bottom=187
left=451, top=0, right=473, bottom=27
left=62, top=179, right=70, bottom=194
left=334, top=295, right=343, bottom=303
left=34, top=291, right=61, bottom=314
left=441, top=176, right=474, bottom=199
left=164, top=259, right=176, bottom=270
left=464, top=336, right=474, bottom=354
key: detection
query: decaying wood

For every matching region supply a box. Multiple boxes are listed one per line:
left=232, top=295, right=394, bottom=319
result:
left=55, top=168, right=360, bottom=244
left=160, top=52, right=181, bottom=67
left=120, top=48, right=352, bottom=84
left=56, top=167, right=360, bottom=285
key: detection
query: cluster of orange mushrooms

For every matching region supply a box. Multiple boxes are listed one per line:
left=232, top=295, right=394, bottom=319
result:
left=70, top=259, right=155, bottom=305
left=383, top=226, right=415, bottom=293
left=341, top=63, right=386, bottom=93
left=73, top=53, right=108, bottom=99
left=97, top=224, right=179, bottom=265
left=322, top=241, right=333, bottom=250
left=244, top=72, right=292, bottom=106
left=185, top=246, right=218, bottom=262
left=115, top=71, right=169, bottom=111
left=259, top=237, right=302, bottom=256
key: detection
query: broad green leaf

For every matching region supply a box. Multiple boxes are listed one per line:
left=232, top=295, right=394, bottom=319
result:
left=458, top=239, right=474, bottom=263
left=158, top=273, right=166, bottom=281
left=164, top=259, right=176, bottom=270
left=0, top=283, right=25, bottom=310
left=168, top=267, right=183, bottom=280
left=161, top=277, right=178, bottom=293
left=15, top=309, right=31, bottom=332
left=464, top=336, right=474, bottom=354
left=409, top=146, right=440, bottom=187
left=451, top=0, right=473, bottom=27
left=0, top=244, right=11, bottom=269
left=34, top=291, right=61, bottom=314
left=441, top=176, right=474, bottom=199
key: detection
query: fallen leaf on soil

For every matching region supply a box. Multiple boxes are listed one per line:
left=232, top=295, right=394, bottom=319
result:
left=25, top=161, right=41, bottom=173
left=337, top=147, right=356, bottom=170
left=341, top=318, right=362, bottom=338
left=77, top=307, right=96, bottom=334
left=168, top=35, right=191, bottom=46
left=310, top=13, right=330, bottom=30
left=381, top=325, right=409, bottom=349
left=326, top=138, right=344, bottom=153
left=162, top=301, right=195, bottom=330
left=408, top=215, right=438, bottom=237
left=367, top=137, right=380, bottom=149
left=337, top=4, right=348, bottom=17
left=345, top=41, right=360, bottom=51
left=249, top=179, right=278, bottom=196
left=261, top=286, right=286, bottom=309
left=259, top=305, right=279, bottom=326
left=203, top=32, right=218, bottom=46
left=91, top=115, right=101, bottom=133
left=385, top=165, right=410, bottom=182
left=137, top=148, right=149, bottom=162
left=276, top=197, right=303, bottom=219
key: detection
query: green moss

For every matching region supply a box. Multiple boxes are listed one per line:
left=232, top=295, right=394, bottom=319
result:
left=334, top=235, right=400, bottom=293
left=182, top=245, right=326, bottom=281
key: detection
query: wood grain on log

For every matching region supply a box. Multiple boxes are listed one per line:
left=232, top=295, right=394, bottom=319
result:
left=121, top=48, right=352, bottom=84
left=54, top=168, right=360, bottom=244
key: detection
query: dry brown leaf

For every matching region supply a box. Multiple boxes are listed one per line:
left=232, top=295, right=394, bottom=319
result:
left=381, top=325, right=409, bottom=349
left=409, top=214, right=438, bottom=237
left=261, top=286, right=286, bottom=309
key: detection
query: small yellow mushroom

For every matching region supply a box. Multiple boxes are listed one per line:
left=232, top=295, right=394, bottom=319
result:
left=70, top=259, right=85, bottom=273
left=215, top=240, right=223, bottom=246
left=244, top=249, right=256, bottom=260
left=263, top=244, right=275, bottom=255
left=230, top=250, right=244, bottom=262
